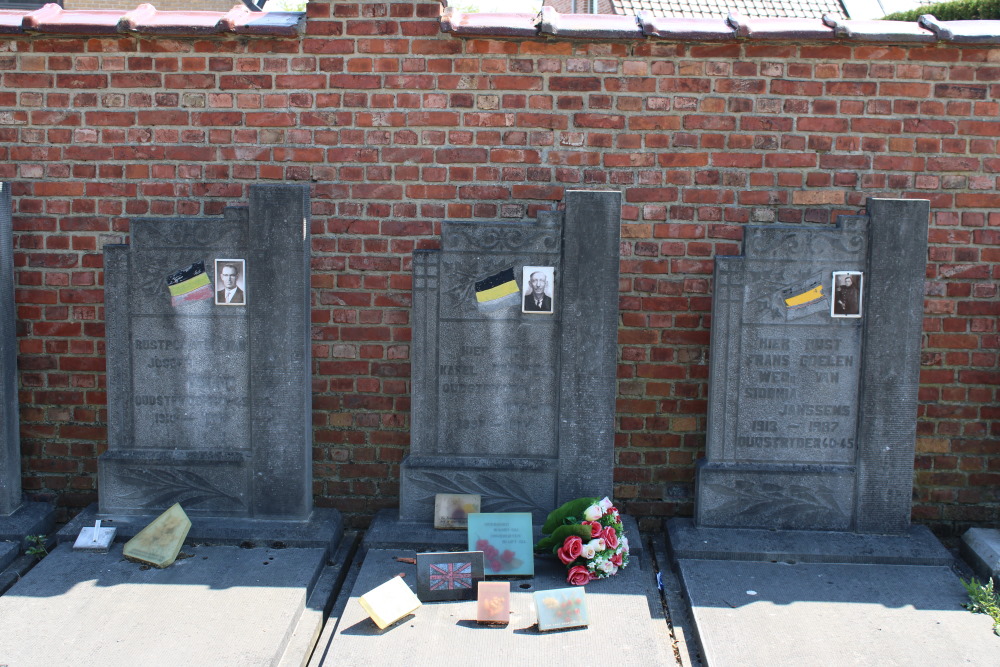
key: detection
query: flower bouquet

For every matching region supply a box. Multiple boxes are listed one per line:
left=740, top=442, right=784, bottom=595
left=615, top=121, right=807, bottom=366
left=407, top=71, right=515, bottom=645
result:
left=534, top=496, right=629, bottom=586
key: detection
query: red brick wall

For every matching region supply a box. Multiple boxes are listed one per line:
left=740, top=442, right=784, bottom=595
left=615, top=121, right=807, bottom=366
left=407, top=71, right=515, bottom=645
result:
left=1, top=1, right=997, bottom=534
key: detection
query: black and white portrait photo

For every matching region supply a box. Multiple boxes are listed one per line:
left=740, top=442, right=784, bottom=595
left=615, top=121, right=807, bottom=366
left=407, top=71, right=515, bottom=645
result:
left=831, top=271, right=862, bottom=318
left=215, top=259, right=247, bottom=306
left=522, top=266, right=554, bottom=315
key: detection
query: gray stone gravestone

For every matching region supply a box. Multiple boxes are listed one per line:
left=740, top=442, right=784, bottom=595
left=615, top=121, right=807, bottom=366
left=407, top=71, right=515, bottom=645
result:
left=0, top=183, right=55, bottom=569
left=0, top=182, right=18, bottom=519
left=397, top=190, right=621, bottom=524
left=93, top=185, right=334, bottom=539
left=694, top=198, right=929, bottom=534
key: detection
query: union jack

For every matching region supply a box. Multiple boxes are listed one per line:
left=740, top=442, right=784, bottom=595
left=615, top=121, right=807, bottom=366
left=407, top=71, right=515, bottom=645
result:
left=429, top=562, right=473, bottom=591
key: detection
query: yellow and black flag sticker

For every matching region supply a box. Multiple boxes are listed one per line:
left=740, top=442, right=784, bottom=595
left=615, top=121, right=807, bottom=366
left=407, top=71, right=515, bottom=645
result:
left=475, top=267, right=519, bottom=311
left=166, top=260, right=213, bottom=307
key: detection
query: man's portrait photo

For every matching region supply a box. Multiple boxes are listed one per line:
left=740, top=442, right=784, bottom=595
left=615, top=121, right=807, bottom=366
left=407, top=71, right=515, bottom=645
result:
left=215, top=259, right=247, bottom=306
left=522, top=266, right=555, bottom=314
left=831, top=271, right=862, bottom=318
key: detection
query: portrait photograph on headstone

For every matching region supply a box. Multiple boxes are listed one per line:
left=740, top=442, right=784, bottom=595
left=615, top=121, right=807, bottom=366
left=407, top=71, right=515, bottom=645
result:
left=214, top=259, right=246, bottom=306
left=521, top=266, right=554, bottom=314
left=831, top=271, right=862, bottom=318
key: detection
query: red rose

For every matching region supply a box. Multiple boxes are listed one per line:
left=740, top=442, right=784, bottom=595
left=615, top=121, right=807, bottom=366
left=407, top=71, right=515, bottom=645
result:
left=567, top=565, right=592, bottom=586
left=586, top=521, right=603, bottom=538
left=557, top=535, right=583, bottom=564
left=500, top=549, right=514, bottom=563
left=476, top=539, right=489, bottom=550
left=488, top=558, right=502, bottom=572
left=602, top=526, right=618, bottom=549
left=484, top=544, right=499, bottom=559
left=611, top=552, right=623, bottom=566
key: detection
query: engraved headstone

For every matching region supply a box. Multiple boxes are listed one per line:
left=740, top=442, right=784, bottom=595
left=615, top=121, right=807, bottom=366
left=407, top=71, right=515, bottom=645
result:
left=0, top=182, right=19, bottom=517
left=696, top=198, right=929, bottom=534
left=0, top=183, right=54, bottom=562
left=99, top=185, right=313, bottom=520
left=399, top=190, right=621, bottom=523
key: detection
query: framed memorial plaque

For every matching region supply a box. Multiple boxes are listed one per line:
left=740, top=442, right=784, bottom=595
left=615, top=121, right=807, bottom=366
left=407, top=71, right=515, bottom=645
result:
left=534, top=587, right=589, bottom=631
left=467, top=512, right=534, bottom=576
left=434, top=493, right=481, bottom=530
left=521, top=266, right=554, bottom=314
left=215, top=258, right=247, bottom=306
left=477, top=581, right=511, bottom=625
left=415, top=551, right=485, bottom=602
left=831, top=271, right=862, bottom=318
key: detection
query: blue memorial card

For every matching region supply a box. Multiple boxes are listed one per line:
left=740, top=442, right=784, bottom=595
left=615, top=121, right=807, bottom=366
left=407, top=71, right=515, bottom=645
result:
left=467, top=512, right=534, bottom=576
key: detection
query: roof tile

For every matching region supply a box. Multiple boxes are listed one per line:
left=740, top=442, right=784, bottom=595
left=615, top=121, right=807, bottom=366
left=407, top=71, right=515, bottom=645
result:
left=439, top=7, right=538, bottom=37
left=540, top=5, right=644, bottom=38
left=919, top=15, right=1000, bottom=44
left=822, top=14, right=934, bottom=41
left=638, top=11, right=736, bottom=39
left=0, top=2, right=302, bottom=37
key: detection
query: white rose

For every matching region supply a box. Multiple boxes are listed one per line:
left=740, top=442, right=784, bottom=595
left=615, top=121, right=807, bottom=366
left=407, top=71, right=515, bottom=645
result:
left=599, top=560, right=614, bottom=573
left=583, top=505, right=602, bottom=521
left=580, top=543, right=596, bottom=559
left=621, top=536, right=630, bottom=552
left=587, top=538, right=606, bottom=553
left=599, top=497, right=613, bottom=512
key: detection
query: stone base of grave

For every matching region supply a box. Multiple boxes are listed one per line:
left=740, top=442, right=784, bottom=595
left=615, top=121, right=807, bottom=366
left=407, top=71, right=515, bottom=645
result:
left=57, top=503, right=344, bottom=549
left=961, top=527, right=1000, bottom=583
left=0, top=536, right=358, bottom=666
left=361, top=509, right=643, bottom=562
left=0, top=501, right=56, bottom=570
left=309, top=511, right=670, bottom=667
left=665, top=518, right=995, bottom=665
left=666, top=517, right=951, bottom=565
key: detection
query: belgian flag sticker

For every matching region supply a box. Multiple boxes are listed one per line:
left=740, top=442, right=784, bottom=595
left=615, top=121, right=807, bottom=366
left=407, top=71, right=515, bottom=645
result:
left=474, top=266, right=519, bottom=311
left=166, top=260, right=213, bottom=307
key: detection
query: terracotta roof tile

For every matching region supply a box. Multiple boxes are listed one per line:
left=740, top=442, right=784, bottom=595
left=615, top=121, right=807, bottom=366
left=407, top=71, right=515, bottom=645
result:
left=0, top=2, right=302, bottom=36
left=919, top=15, right=1000, bottom=44
left=539, top=5, right=645, bottom=38
left=638, top=12, right=736, bottom=39
left=822, top=14, right=934, bottom=41
left=439, top=8, right=538, bottom=37
left=614, top=0, right=848, bottom=20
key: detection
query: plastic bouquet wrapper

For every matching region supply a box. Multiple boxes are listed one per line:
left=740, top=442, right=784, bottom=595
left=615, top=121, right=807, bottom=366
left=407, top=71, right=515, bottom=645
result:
left=534, top=496, right=630, bottom=586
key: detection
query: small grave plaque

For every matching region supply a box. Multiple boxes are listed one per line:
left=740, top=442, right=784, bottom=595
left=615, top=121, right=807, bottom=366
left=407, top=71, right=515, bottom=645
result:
left=533, top=587, right=589, bottom=631
left=0, top=182, right=20, bottom=517
left=697, top=198, right=929, bottom=533
left=434, top=493, right=480, bottom=530
left=415, top=551, right=485, bottom=602
left=467, top=512, right=534, bottom=576
left=358, top=576, right=422, bottom=630
left=99, top=185, right=312, bottom=520
left=123, top=503, right=191, bottom=568
left=399, top=191, right=622, bottom=523
left=476, top=581, right=511, bottom=625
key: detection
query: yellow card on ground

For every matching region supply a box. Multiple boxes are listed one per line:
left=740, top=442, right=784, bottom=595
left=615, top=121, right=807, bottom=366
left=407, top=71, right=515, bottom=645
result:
left=358, top=576, right=422, bottom=630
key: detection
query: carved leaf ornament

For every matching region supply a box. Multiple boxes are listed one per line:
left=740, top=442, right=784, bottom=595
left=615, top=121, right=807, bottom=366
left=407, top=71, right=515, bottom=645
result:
left=705, top=480, right=846, bottom=526
left=408, top=471, right=548, bottom=514
left=118, top=467, right=244, bottom=509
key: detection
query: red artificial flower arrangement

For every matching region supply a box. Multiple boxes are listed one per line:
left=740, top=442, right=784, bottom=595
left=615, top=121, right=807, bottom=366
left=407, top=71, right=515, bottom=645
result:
left=534, top=496, right=630, bottom=586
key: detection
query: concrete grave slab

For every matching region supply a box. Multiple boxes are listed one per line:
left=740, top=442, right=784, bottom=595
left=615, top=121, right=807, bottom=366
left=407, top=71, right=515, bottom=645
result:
left=0, top=542, right=331, bottom=666
left=676, top=559, right=999, bottom=666
left=962, top=527, right=1000, bottom=583
left=316, top=544, right=673, bottom=666
left=666, top=518, right=951, bottom=565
